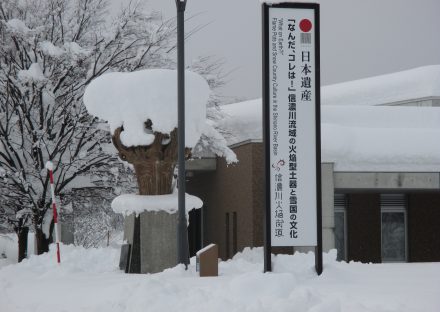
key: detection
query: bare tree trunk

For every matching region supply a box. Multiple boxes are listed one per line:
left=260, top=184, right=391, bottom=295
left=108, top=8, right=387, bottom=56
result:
left=134, top=162, right=175, bottom=195
left=17, top=226, right=29, bottom=262
left=112, top=126, right=190, bottom=196
left=35, top=228, right=49, bottom=255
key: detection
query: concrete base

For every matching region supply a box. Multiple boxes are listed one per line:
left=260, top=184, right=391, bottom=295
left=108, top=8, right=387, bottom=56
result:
left=124, top=211, right=178, bottom=274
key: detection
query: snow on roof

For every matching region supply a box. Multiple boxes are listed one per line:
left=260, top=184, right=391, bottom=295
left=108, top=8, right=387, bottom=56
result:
left=322, top=106, right=440, bottom=171
left=219, top=99, right=262, bottom=145
left=220, top=99, right=440, bottom=172
left=322, top=65, right=440, bottom=106
left=84, top=69, right=210, bottom=148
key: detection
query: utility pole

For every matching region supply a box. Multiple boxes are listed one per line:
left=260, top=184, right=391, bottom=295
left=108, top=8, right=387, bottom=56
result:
left=175, top=0, right=189, bottom=267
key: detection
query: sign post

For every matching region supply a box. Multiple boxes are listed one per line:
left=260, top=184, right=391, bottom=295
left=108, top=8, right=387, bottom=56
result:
left=262, top=2, right=322, bottom=275
left=46, top=161, right=61, bottom=264
left=175, top=0, right=190, bottom=268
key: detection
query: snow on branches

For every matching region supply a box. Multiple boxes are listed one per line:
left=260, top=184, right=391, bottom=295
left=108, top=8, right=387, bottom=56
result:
left=0, top=0, right=236, bottom=252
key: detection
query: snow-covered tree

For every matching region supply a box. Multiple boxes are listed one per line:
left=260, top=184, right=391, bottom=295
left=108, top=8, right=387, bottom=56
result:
left=0, top=0, right=177, bottom=257
left=0, top=0, right=235, bottom=260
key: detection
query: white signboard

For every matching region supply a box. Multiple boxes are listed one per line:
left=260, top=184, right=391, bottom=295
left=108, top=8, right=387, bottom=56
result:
left=267, top=5, right=319, bottom=247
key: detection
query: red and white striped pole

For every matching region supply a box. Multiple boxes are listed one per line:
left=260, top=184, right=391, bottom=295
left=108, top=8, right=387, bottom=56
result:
left=46, top=161, right=61, bottom=264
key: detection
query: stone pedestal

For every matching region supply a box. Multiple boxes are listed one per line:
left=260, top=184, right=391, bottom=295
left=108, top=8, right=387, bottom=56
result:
left=112, top=127, right=190, bottom=274
left=124, top=211, right=178, bottom=274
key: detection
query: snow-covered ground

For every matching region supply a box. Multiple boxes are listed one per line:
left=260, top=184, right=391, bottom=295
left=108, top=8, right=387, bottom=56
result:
left=0, top=242, right=439, bottom=312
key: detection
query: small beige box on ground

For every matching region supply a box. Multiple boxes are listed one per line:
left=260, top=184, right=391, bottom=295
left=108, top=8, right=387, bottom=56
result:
left=196, top=244, right=218, bottom=277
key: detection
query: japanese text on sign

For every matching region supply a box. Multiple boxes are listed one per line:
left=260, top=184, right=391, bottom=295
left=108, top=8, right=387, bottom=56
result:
left=268, top=7, right=317, bottom=247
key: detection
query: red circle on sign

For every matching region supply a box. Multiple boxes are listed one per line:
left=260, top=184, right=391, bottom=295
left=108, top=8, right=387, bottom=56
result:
left=299, top=19, right=312, bottom=32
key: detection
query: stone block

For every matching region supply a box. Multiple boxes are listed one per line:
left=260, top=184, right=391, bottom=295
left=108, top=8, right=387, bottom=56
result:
left=139, top=211, right=178, bottom=274
left=123, top=211, right=180, bottom=274
left=196, top=244, right=218, bottom=277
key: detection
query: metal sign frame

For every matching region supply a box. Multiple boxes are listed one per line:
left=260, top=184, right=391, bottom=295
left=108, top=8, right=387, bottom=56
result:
left=262, top=2, right=322, bottom=275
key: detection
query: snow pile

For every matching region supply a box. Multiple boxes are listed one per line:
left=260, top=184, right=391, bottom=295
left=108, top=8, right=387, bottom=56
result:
left=0, top=234, right=19, bottom=266
left=0, top=243, right=119, bottom=276
left=0, top=233, right=35, bottom=268
left=219, top=99, right=262, bottom=145
left=112, top=192, right=203, bottom=216
left=220, top=99, right=440, bottom=171
left=195, top=121, right=238, bottom=163
left=1, top=245, right=439, bottom=312
left=322, top=65, right=440, bottom=106
left=84, top=69, right=210, bottom=148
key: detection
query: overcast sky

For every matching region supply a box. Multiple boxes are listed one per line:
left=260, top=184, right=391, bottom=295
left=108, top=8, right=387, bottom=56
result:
left=116, top=0, right=440, bottom=100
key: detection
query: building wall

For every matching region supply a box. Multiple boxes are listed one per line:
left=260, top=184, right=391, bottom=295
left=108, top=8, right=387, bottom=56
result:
left=347, top=193, right=381, bottom=263
left=185, top=172, right=212, bottom=254
left=190, top=142, right=333, bottom=259
left=248, top=143, right=293, bottom=255
left=188, top=144, right=255, bottom=260
left=184, top=172, right=213, bottom=256
left=217, top=143, right=255, bottom=260
left=341, top=192, right=440, bottom=263
left=188, top=142, right=440, bottom=263
left=408, top=193, right=440, bottom=262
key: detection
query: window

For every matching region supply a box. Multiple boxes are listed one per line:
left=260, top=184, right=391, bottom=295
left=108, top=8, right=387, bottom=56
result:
left=334, top=194, right=347, bottom=261
left=380, top=194, right=407, bottom=262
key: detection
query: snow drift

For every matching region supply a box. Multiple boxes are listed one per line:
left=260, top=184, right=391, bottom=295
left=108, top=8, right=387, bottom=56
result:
left=0, top=243, right=439, bottom=312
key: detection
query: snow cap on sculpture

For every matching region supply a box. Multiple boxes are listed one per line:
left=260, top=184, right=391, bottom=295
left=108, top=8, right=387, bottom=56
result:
left=84, top=69, right=210, bottom=147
